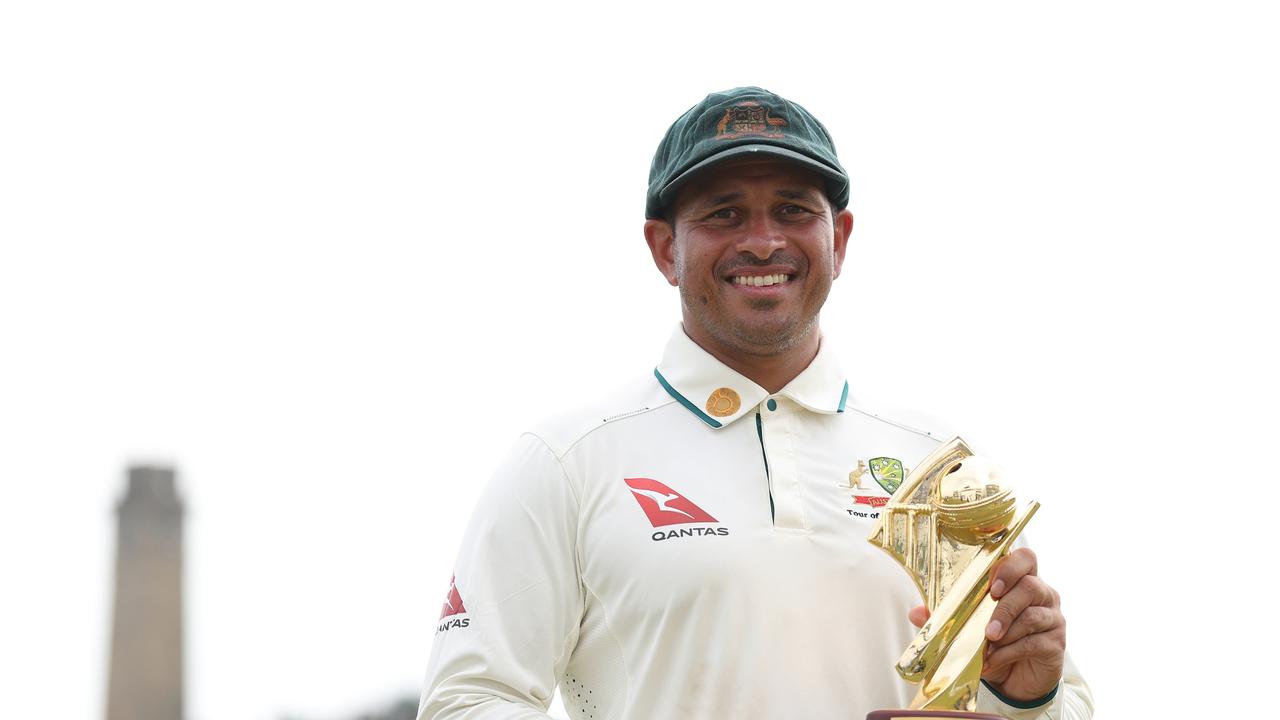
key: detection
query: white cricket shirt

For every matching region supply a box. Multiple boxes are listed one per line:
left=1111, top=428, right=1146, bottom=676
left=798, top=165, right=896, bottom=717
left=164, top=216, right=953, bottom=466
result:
left=420, top=327, right=1093, bottom=719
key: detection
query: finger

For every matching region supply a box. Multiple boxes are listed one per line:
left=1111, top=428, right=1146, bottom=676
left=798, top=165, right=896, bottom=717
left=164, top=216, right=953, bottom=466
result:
left=987, top=574, right=1055, bottom=642
left=980, top=653, right=1011, bottom=684
left=908, top=605, right=930, bottom=629
left=988, top=547, right=1038, bottom=599
left=990, top=605, right=1062, bottom=647
left=983, top=631, right=1065, bottom=675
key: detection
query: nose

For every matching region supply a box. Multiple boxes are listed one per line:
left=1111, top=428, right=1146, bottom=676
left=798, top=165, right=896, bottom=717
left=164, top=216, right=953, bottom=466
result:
left=734, top=213, right=786, bottom=260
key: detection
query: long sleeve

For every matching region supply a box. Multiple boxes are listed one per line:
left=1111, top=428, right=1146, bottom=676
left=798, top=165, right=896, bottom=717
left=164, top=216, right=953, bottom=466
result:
left=978, top=651, right=1094, bottom=720
left=418, top=433, right=584, bottom=720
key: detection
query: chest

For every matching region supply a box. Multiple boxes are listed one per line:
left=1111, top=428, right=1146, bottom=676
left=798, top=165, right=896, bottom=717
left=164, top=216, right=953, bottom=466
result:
left=564, top=407, right=941, bottom=625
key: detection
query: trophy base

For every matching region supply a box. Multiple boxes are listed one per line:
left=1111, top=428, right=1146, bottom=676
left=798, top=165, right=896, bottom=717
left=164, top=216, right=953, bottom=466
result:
left=870, top=707, right=1008, bottom=712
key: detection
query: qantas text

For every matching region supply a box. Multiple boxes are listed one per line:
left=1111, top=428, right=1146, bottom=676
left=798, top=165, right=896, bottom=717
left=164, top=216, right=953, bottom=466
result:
left=437, top=617, right=470, bottom=633
left=651, top=527, right=730, bottom=541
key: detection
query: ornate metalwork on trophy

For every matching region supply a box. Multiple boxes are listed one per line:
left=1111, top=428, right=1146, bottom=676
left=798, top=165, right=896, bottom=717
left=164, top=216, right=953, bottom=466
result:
left=866, top=437, right=1039, bottom=719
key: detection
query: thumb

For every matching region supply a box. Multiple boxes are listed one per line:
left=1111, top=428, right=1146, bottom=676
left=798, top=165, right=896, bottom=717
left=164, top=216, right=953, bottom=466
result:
left=908, top=605, right=930, bottom=628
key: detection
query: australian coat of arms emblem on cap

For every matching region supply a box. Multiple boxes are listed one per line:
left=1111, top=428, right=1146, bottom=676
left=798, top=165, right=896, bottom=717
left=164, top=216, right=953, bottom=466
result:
left=868, top=457, right=905, bottom=494
left=715, top=101, right=786, bottom=141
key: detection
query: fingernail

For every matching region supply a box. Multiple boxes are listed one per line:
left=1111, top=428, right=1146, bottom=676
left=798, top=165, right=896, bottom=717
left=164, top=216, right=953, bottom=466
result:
left=986, top=619, right=1002, bottom=639
left=991, top=579, right=1005, bottom=597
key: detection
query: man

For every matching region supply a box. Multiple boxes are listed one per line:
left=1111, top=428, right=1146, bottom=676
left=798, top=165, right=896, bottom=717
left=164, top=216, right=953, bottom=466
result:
left=419, top=87, right=1093, bottom=719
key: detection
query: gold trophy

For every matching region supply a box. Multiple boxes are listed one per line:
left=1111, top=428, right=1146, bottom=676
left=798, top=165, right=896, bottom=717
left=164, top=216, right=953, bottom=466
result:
left=865, top=438, right=1039, bottom=720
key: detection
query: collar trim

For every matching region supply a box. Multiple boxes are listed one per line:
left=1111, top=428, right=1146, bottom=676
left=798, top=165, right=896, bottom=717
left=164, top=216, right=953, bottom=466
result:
left=654, top=368, right=723, bottom=429
left=654, top=325, right=848, bottom=428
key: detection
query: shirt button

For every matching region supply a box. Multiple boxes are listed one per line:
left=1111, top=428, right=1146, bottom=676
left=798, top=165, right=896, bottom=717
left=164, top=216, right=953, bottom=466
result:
left=766, top=398, right=778, bottom=411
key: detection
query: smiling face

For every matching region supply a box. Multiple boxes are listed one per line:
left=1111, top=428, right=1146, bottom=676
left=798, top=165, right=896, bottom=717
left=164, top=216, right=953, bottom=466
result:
left=645, top=157, right=853, bottom=366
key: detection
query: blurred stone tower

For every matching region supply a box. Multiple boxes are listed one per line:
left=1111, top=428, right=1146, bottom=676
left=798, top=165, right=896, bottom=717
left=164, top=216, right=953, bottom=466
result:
left=105, top=466, right=184, bottom=720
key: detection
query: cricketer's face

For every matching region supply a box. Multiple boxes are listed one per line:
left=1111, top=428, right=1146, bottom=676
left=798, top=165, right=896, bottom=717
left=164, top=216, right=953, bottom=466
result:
left=646, top=157, right=852, bottom=361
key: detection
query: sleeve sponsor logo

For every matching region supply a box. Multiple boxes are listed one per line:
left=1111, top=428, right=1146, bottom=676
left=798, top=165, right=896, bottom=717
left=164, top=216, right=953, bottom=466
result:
left=437, top=575, right=470, bottom=632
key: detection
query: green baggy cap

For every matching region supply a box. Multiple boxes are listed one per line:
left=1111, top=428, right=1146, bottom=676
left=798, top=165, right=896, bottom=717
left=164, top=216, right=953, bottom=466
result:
left=646, top=86, right=850, bottom=220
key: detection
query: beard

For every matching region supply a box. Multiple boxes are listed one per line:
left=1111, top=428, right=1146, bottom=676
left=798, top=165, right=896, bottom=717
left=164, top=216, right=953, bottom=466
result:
left=676, top=273, right=828, bottom=359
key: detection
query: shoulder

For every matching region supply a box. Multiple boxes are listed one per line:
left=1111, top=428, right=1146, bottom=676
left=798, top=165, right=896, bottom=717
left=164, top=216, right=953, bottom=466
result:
left=841, top=391, right=959, bottom=444
left=524, top=371, right=676, bottom=459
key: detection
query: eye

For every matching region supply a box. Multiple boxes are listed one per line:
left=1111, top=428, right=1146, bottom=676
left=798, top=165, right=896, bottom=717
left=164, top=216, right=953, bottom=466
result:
left=709, top=207, right=738, bottom=220
left=779, top=204, right=808, bottom=214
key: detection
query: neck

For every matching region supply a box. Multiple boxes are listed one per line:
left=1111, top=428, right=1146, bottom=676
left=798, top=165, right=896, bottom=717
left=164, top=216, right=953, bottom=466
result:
left=683, top=323, right=821, bottom=395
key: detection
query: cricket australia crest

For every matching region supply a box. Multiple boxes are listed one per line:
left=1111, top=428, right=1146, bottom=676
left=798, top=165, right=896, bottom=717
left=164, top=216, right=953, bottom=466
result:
left=868, top=457, right=905, bottom=494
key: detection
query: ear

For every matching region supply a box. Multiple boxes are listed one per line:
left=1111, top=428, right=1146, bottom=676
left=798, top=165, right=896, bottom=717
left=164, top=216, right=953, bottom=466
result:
left=831, top=209, right=853, bottom=279
left=644, top=219, right=680, bottom=286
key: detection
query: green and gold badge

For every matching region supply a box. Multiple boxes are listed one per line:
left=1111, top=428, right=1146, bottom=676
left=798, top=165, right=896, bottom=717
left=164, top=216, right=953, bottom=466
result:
left=868, top=457, right=905, bottom=494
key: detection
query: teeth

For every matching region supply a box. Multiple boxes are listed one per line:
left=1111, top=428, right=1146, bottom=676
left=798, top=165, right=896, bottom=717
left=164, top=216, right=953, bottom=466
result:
left=733, top=274, right=789, bottom=287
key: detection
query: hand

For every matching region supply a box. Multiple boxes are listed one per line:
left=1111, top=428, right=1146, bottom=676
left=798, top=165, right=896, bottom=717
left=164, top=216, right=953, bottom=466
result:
left=907, top=547, right=1066, bottom=703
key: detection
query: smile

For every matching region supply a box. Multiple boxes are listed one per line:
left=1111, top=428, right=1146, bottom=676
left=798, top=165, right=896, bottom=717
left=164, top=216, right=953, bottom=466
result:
left=730, top=273, right=791, bottom=287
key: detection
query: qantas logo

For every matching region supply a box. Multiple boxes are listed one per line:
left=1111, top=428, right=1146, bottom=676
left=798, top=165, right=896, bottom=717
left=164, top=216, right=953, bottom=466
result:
left=624, top=478, right=730, bottom=541
left=436, top=575, right=470, bottom=632
left=624, top=478, right=717, bottom=526
left=440, top=575, right=466, bottom=618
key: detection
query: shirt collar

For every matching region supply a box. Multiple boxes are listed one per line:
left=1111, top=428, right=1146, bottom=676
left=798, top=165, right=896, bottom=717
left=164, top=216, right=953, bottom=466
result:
left=654, top=325, right=849, bottom=429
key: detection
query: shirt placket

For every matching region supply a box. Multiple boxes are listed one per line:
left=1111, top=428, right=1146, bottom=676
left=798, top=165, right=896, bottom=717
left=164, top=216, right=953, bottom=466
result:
left=757, top=396, right=807, bottom=531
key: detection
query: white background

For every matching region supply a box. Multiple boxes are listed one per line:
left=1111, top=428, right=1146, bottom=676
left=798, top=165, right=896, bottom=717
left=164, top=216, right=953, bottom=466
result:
left=2, top=2, right=1276, bottom=718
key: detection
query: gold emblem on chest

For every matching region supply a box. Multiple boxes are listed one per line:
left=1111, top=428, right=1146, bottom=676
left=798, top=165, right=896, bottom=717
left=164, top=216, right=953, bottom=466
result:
left=845, top=459, right=869, bottom=488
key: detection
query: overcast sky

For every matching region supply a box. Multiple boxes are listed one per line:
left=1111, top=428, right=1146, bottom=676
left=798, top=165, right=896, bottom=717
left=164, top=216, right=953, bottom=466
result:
left=2, top=2, right=1276, bottom=719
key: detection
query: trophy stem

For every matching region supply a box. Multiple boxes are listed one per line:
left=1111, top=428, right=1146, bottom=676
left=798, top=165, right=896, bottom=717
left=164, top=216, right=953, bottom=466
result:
left=912, top=593, right=995, bottom=710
